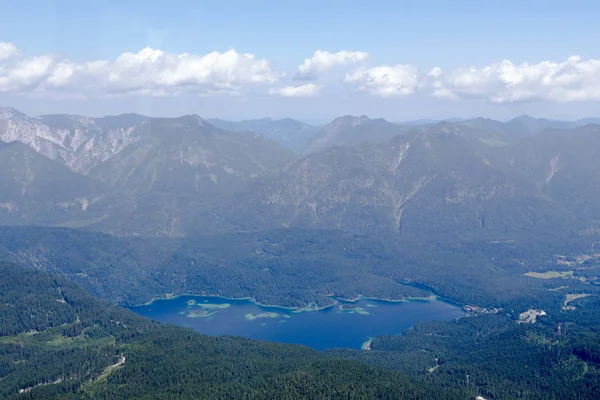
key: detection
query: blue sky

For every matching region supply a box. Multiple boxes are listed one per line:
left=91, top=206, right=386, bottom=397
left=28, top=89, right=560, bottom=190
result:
left=1, top=0, right=599, bottom=122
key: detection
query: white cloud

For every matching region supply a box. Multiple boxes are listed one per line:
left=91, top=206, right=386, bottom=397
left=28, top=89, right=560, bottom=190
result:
left=434, top=56, right=600, bottom=103
left=432, top=88, right=457, bottom=100
left=0, top=42, right=19, bottom=60
left=297, top=50, right=369, bottom=79
left=428, top=67, right=443, bottom=78
left=0, top=43, right=280, bottom=97
left=344, top=65, right=419, bottom=97
left=269, top=83, right=321, bottom=97
left=3, top=44, right=600, bottom=104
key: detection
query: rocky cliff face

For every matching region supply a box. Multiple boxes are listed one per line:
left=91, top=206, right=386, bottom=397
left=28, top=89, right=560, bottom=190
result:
left=0, top=108, right=143, bottom=172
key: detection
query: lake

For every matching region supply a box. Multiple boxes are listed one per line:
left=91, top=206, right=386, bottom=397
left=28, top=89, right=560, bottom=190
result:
left=129, top=296, right=465, bottom=350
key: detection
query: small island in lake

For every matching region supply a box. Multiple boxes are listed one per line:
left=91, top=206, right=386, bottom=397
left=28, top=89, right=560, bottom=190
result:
left=245, top=312, right=280, bottom=321
left=338, top=304, right=370, bottom=315
left=186, top=310, right=216, bottom=318
left=196, top=302, right=231, bottom=310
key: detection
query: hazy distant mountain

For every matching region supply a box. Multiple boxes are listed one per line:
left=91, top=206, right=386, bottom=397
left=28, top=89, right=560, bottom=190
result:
left=303, top=115, right=410, bottom=155
left=0, top=108, right=145, bottom=172
left=576, top=117, right=600, bottom=125
left=398, top=117, right=464, bottom=126
left=212, top=124, right=578, bottom=239
left=458, top=117, right=512, bottom=138
left=503, top=115, right=574, bottom=139
left=427, top=121, right=509, bottom=148
left=36, top=112, right=151, bottom=130
left=495, top=124, right=600, bottom=226
left=397, top=119, right=440, bottom=126
left=0, top=108, right=298, bottom=236
left=207, top=117, right=316, bottom=153
left=2, top=107, right=599, bottom=239
left=89, top=115, right=294, bottom=195
left=458, top=114, right=600, bottom=141
left=87, top=115, right=297, bottom=236
left=0, top=140, right=106, bottom=226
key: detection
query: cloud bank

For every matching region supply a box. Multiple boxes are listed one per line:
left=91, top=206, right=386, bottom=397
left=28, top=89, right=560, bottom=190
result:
left=269, top=83, right=321, bottom=97
left=430, top=56, right=600, bottom=103
left=0, top=43, right=279, bottom=97
left=296, top=50, right=369, bottom=79
left=344, top=65, right=420, bottom=97
left=2, top=42, right=600, bottom=103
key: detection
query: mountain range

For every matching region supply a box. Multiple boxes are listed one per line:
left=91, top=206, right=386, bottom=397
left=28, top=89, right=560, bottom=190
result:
left=212, top=123, right=581, bottom=239
left=1, top=107, right=600, bottom=239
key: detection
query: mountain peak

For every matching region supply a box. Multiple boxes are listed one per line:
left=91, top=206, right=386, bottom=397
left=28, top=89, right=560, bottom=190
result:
left=190, top=114, right=206, bottom=124
left=0, top=107, right=29, bottom=121
left=304, top=115, right=405, bottom=154
left=331, top=115, right=372, bottom=126
left=148, top=114, right=207, bottom=128
left=509, top=114, right=537, bottom=123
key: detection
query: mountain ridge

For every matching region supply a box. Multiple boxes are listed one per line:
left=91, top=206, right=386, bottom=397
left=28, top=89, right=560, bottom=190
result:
left=303, top=115, right=410, bottom=155
left=208, top=127, right=581, bottom=239
left=207, top=116, right=316, bottom=152
left=2, top=107, right=600, bottom=239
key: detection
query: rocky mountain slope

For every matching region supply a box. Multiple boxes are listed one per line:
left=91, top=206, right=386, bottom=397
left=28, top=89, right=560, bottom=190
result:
left=89, top=115, right=295, bottom=195
left=87, top=115, right=297, bottom=236
left=1, top=108, right=599, bottom=239
left=212, top=123, right=580, bottom=239
left=495, top=124, right=600, bottom=226
left=0, top=108, right=146, bottom=172
left=0, top=140, right=107, bottom=227
left=0, top=109, right=298, bottom=236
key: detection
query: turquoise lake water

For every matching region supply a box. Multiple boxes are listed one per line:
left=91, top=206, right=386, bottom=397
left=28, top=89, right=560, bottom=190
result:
left=129, top=296, right=465, bottom=350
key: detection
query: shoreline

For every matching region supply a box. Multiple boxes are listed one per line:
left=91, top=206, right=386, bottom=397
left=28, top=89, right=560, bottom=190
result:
left=141, top=293, right=337, bottom=313
left=136, top=292, right=459, bottom=313
left=337, top=294, right=439, bottom=304
left=361, top=338, right=373, bottom=351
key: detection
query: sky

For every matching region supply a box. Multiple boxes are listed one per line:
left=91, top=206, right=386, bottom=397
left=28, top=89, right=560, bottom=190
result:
left=0, top=0, right=599, bottom=123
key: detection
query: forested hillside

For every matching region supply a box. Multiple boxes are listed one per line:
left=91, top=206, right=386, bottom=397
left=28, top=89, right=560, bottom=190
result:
left=2, top=225, right=590, bottom=309
left=330, top=297, right=600, bottom=399
left=0, top=261, right=464, bottom=399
